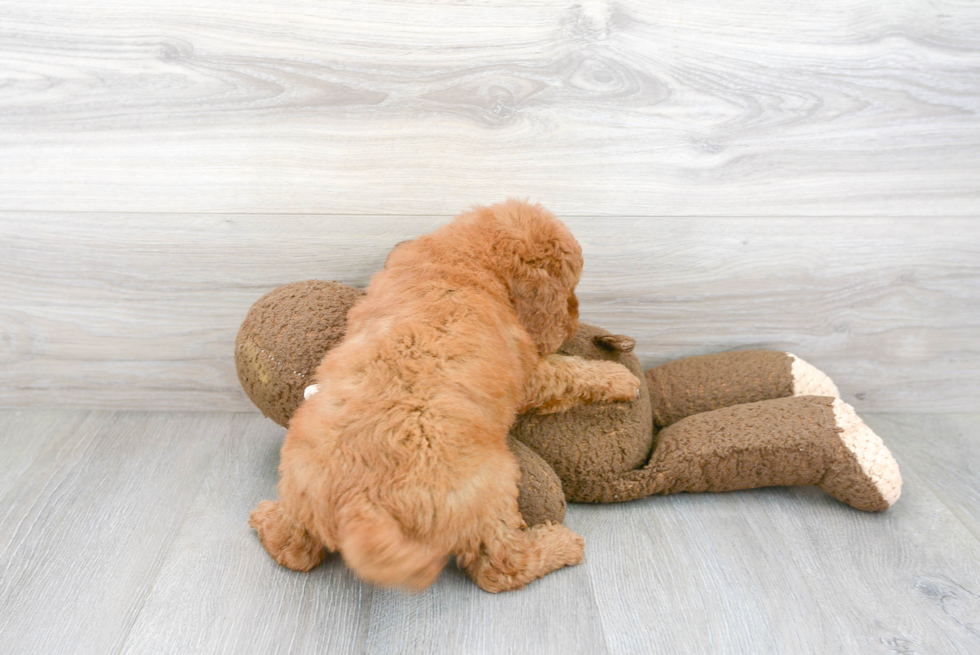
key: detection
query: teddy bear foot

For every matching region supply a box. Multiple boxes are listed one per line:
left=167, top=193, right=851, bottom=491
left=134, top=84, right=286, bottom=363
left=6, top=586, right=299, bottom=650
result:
left=818, top=399, right=902, bottom=512
left=787, top=353, right=840, bottom=398
left=575, top=395, right=902, bottom=511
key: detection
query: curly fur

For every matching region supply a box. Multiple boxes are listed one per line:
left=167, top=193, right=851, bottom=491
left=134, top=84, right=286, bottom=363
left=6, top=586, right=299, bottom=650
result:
left=250, top=199, right=640, bottom=593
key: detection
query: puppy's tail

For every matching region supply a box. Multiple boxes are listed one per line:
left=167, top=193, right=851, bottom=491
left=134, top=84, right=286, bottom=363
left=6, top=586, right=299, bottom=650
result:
left=339, top=501, right=448, bottom=591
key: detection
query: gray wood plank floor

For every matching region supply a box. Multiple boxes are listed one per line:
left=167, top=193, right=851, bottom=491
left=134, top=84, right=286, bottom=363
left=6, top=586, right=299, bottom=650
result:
left=1, top=410, right=978, bottom=655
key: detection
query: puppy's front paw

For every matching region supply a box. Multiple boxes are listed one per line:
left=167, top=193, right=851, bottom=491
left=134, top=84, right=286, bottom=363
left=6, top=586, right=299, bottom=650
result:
left=587, top=361, right=642, bottom=404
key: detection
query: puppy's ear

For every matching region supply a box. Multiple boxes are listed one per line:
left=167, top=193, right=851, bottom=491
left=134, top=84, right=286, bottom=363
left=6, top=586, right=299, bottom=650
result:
left=470, top=200, right=583, bottom=355
left=508, top=254, right=580, bottom=356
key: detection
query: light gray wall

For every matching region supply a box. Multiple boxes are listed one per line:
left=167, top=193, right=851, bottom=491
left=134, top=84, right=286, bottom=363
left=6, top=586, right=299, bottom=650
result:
left=2, top=1, right=978, bottom=412
left=3, top=214, right=977, bottom=412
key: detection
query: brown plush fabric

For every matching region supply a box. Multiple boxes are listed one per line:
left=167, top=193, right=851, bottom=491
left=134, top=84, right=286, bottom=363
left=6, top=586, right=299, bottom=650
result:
left=584, top=395, right=889, bottom=510
left=235, top=279, right=571, bottom=525
left=642, top=395, right=841, bottom=494
left=645, top=350, right=795, bottom=428
left=509, top=324, right=654, bottom=503
left=818, top=411, right=894, bottom=512
left=236, top=280, right=897, bottom=520
left=509, top=437, right=567, bottom=526
left=235, top=280, right=364, bottom=427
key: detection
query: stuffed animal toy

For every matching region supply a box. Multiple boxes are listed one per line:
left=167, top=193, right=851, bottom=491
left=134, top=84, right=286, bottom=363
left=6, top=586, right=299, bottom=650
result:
left=236, top=280, right=901, bottom=527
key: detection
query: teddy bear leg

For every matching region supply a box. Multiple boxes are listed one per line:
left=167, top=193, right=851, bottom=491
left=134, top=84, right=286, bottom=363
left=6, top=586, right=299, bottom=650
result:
left=509, top=437, right=567, bottom=526
left=594, top=395, right=901, bottom=511
left=520, top=354, right=641, bottom=414
left=645, top=350, right=839, bottom=428
left=249, top=500, right=326, bottom=572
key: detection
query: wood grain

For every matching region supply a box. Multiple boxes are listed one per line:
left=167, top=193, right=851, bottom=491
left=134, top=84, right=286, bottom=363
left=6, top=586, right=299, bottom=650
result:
left=574, top=491, right=848, bottom=654
left=0, top=1, right=978, bottom=215
left=576, top=471, right=980, bottom=654
left=119, top=412, right=608, bottom=655
left=363, top=552, right=607, bottom=655
left=2, top=213, right=977, bottom=412
left=0, top=411, right=227, bottom=655
left=869, top=413, right=980, bottom=543
left=119, top=414, right=369, bottom=655
left=3, top=411, right=979, bottom=654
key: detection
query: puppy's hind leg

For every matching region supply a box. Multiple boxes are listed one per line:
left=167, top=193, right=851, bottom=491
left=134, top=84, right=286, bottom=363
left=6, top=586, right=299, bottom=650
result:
left=457, top=503, right=585, bottom=593
left=249, top=500, right=325, bottom=572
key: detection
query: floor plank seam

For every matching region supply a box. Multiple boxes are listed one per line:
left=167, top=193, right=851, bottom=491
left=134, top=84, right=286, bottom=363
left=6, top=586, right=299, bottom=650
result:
left=867, top=414, right=980, bottom=548
left=3, top=411, right=980, bottom=653
left=353, top=585, right=374, bottom=655
left=579, top=540, right=614, bottom=655
left=903, top=475, right=980, bottom=548
left=113, top=425, right=224, bottom=655
left=0, top=412, right=100, bottom=596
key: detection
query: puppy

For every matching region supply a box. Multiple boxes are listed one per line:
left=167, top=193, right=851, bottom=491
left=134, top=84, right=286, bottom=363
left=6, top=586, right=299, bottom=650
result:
left=250, top=199, right=641, bottom=593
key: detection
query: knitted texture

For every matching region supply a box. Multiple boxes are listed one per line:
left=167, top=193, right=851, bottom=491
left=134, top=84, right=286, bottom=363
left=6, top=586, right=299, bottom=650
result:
left=824, top=399, right=902, bottom=509
left=788, top=353, right=841, bottom=398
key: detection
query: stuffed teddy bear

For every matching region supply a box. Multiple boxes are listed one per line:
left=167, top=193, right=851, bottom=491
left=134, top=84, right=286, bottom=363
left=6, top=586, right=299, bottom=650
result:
left=236, top=280, right=902, bottom=527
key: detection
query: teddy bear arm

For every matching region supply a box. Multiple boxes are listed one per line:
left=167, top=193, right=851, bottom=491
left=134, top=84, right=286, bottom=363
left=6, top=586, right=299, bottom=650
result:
left=585, top=395, right=900, bottom=512
left=645, top=350, right=839, bottom=428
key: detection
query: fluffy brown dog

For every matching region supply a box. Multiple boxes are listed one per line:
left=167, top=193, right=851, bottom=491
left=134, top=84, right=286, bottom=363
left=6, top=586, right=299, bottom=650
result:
left=249, top=199, right=641, bottom=593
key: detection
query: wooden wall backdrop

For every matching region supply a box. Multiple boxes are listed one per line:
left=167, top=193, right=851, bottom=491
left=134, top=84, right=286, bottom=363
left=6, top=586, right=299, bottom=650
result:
left=1, top=0, right=979, bottom=412
left=2, top=214, right=978, bottom=412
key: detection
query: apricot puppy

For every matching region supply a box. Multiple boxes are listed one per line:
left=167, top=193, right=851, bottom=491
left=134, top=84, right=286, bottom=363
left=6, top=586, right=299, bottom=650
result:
left=249, top=199, right=640, bottom=592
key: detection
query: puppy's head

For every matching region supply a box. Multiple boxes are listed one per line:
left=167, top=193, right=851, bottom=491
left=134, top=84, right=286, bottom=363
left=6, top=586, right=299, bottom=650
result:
left=466, top=199, right=583, bottom=356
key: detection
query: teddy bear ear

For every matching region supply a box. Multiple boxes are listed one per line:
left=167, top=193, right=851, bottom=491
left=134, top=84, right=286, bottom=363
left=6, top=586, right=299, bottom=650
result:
left=593, top=334, right=636, bottom=353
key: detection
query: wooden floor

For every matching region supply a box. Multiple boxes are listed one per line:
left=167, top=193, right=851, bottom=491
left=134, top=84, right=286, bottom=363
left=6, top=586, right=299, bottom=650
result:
left=1, top=409, right=978, bottom=655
